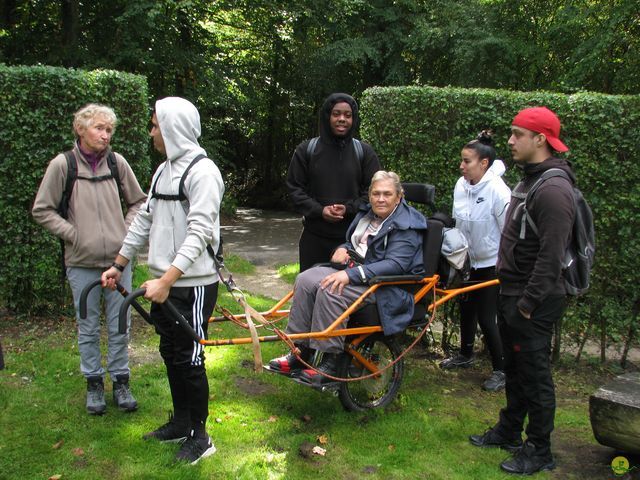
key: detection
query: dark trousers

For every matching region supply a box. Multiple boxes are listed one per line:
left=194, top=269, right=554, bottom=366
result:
left=459, top=266, right=504, bottom=370
left=299, top=228, right=344, bottom=272
left=496, top=294, right=566, bottom=455
left=150, top=282, right=218, bottom=433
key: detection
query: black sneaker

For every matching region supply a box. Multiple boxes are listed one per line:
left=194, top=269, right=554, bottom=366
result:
left=143, top=414, right=190, bottom=443
left=266, top=346, right=313, bottom=377
left=298, top=352, right=340, bottom=385
left=482, top=371, right=506, bottom=392
left=500, top=440, right=555, bottom=475
left=440, top=353, right=474, bottom=370
left=175, top=431, right=217, bottom=465
left=469, top=426, right=522, bottom=453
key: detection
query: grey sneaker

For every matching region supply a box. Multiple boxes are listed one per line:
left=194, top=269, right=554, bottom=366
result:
left=113, top=375, right=138, bottom=412
left=482, top=370, right=506, bottom=392
left=143, top=413, right=190, bottom=443
left=440, top=353, right=474, bottom=370
left=175, top=431, right=217, bottom=465
left=86, top=376, right=107, bottom=415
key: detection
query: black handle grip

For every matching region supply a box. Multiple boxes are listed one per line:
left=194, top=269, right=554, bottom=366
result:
left=118, top=289, right=147, bottom=334
left=80, top=279, right=153, bottom=326
left=161, top=300, right=203, bottom=344
left=79, top=279, right=102, bottom=319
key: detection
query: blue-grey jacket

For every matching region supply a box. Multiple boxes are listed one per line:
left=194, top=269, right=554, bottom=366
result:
left=342, top=199, right=427, bottom=335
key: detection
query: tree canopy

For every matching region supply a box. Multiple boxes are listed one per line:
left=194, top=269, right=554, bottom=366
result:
left=1, top=0, right=638, bottom=204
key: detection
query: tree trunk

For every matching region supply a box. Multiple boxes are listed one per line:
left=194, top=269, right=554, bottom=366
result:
left=620, top=299, right=639, bottom=369
left=60, top=0, right=79, bottom=66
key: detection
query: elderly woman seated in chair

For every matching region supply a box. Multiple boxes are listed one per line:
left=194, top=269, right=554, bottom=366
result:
left=268, top=171, right=427, bottom=384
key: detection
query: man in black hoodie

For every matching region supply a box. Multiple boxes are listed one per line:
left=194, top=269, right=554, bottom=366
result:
left=287, top=93, right=381, bottom=271
left=469, top=107, right=576, bottom=475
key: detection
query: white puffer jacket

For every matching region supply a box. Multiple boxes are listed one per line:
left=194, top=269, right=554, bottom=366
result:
left=452, top=160, right=511, bottom=269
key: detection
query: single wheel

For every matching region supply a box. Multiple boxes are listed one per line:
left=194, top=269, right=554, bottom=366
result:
left=337, top=334, right=404, bottom=411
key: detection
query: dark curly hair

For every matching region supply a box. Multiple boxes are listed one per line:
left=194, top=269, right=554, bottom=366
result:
left=463, top=130, right=496, bottom=167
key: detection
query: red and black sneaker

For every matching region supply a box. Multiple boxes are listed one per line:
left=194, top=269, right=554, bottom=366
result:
left=298, top=352, right=340, bottom=385
left=265, top=346, right=312, bottom=377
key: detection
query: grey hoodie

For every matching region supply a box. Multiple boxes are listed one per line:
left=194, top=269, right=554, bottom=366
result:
left=119, top=97, right=225, bottom=286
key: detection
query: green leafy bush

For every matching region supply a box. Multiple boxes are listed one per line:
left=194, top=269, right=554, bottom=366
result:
left=360, top=85, right=640, bottom=356
left=0, top=65, right=150, bottom=314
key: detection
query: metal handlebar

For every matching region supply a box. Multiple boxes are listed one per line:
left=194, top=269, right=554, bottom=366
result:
left=79, top=279, right=152, bottom=327
left=117, top=288, right=203, bottom=343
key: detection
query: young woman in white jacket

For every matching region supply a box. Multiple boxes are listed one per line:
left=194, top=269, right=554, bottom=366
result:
left=440, top=131, right=511, bottom=392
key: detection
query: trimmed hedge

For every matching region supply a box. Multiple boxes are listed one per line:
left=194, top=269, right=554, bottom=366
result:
left=0, top=65, right=150, bottom=314
left=360, top=86, right=640, bottom=355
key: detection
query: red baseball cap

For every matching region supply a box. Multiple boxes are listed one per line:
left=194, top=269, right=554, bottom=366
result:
left=512, top=106, right=569, bottom=152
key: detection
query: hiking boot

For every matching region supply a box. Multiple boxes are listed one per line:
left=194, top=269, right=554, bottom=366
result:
left=482, top=371, right=506, bottom=392
left=267, top=345, right=313, bottom=377
left=113, top=375, right=138, bottom=412
left=500, top=440, right=555, bottom=475
left=469, top=426, right=522, bottom=453
left=175, top=430, right=217, bottom=465
left=143, top=413, right=190, bottom=443
left=86, top=376, right=107, bottom=415
left=298, top=352, right=341, bottom=385
left=440, top=353, right=474, bottom=370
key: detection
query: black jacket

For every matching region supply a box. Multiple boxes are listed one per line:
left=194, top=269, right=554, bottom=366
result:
left=496, top=157, right=576, bottom=314
left=286, top=93, right=382, bottom=238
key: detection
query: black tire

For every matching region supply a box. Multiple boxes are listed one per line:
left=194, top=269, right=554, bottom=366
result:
left=337, top=334, right=404, bottom=411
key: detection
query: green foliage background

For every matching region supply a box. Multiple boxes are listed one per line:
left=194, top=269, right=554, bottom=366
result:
left=360, top=85, right=640, bottom=348
left=0, top=65, right=150, bottom=313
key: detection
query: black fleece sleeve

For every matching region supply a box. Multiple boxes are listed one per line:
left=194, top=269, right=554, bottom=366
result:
left=286, top=141, right=324, bottom=219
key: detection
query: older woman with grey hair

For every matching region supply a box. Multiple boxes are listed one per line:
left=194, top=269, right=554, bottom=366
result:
left=268, top=171, right=427, bottom=384
left=33, top=103, right=147, bottom=415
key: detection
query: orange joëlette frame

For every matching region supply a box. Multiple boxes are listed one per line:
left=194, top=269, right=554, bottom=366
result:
left=201, top=275, right=499, bottom=347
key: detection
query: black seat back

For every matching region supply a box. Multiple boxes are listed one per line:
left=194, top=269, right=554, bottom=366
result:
left=401, top=183, right=441, bottom=277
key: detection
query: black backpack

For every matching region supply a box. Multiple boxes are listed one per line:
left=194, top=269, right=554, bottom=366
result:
left=306, top=136, right=363, bottom=163
left=57, top=150, right=123, bottom=219
left=150, top=154, right=223, bottom=261
left=511, top=168, right=595, bottom=296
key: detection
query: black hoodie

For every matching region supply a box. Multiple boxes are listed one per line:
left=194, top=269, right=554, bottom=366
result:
left=496, top=157, right=576, bottom=314
left=286, top=93, right=382, bottom=238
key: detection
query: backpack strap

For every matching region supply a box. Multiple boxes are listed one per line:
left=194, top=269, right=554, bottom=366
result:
left=178, top=154, right=208, bottom=202
left=305, top=137, right=364, bottom=163
left=59, top=151, right=78, bottom=219
left=106, top=152, right=124, bottom=204
left=512, top=168, right=572, bottom=239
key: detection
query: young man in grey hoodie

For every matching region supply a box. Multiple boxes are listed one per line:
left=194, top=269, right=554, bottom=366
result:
left=102, top=97, right=224, bottom=465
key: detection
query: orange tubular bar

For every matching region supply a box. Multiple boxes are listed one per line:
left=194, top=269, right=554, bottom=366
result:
left=208, top=290, right=294, bottom=324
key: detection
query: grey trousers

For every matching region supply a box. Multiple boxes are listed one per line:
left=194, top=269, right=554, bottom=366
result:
left=285, top=266, right=375, bottom=353
left=67, top=265, right=132, bottom=379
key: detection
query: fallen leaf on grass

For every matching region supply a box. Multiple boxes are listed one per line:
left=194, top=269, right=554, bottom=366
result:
left=317, top=434, right=328, bottom=444
left=48, top=475, right=62, bottom=480
left=312, top=446, right=326, bottom=456
left=72, top=448, right=84, bottom=457
left=268, top=415, right=278, bottom=423
left=52, top=440, right=64, bottom=450
left=388, top=444, right=395, bottom=451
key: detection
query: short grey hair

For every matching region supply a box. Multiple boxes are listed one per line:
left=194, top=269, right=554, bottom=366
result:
left=73, top=104, right=117, bottom=138
left=369, top=170, right=404, bottom=196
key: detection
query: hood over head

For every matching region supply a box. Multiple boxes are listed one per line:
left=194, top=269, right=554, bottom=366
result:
left=318, top=93, right=360, bottom=143
left=155, top=97, right=206, bottom=161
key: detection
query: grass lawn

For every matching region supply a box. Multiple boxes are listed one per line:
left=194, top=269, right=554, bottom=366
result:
left=0, top=287, right=630, bottom=479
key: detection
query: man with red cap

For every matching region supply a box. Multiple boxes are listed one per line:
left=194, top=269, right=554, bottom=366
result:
left=469, top=106, right=576, bottom=475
